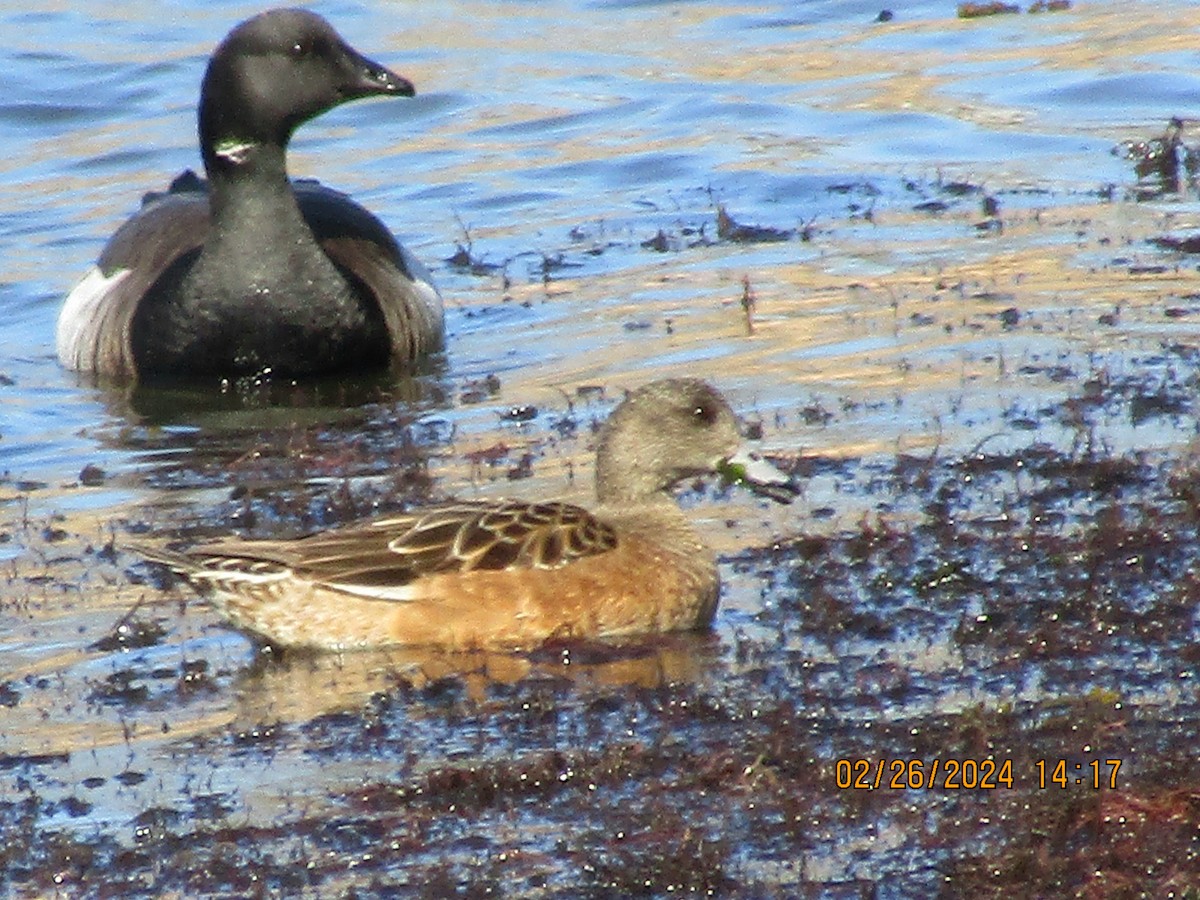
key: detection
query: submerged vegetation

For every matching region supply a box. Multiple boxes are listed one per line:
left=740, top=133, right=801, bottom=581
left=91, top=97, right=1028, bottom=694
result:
left=4, top=333, right=1200, bottom=894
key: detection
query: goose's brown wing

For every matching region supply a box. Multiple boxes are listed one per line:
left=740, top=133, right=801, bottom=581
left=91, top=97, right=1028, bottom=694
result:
left=296, top=180, right=444, bottom=363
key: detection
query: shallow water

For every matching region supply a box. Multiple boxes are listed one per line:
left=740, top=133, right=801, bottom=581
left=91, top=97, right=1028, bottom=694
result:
left=4, top=0, right=1200, bottom=894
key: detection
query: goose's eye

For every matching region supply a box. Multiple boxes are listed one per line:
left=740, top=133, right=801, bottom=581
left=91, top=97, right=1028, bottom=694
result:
left=290, top=38, right=314, bottom=59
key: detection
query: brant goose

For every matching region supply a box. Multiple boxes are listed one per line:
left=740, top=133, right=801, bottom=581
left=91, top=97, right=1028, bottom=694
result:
left=135, top=379, right=797, bottom=650
left=57, top=8, right=444, bottom=381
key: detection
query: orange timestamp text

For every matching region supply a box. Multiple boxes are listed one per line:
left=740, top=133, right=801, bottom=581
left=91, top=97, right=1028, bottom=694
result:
left=834, top=757, right=1123, bottom=791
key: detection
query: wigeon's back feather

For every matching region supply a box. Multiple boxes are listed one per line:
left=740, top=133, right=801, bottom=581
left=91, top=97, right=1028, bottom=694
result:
left=135, top=379, right=797, bottom=651
left=57, top=8, right=443, bottom=382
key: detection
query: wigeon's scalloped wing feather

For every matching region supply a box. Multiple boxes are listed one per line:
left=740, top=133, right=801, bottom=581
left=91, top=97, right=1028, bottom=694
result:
left=144, top=500, right=618, bottom=604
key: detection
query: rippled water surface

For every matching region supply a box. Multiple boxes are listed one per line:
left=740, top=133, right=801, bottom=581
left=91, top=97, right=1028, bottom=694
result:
left=4, top=0, right=1200, bottom=894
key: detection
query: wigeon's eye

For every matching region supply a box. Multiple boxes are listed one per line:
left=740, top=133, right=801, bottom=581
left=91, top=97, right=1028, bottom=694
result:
left=290, top=38, right=314, bottom=59
left=693, top=400, right=719, bottom=425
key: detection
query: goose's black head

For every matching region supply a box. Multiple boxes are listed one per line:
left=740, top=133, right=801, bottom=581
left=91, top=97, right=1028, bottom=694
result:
left=198, top=8, right=413, bottom=173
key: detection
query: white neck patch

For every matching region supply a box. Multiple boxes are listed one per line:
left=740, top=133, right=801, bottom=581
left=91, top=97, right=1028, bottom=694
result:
left=214, top=138, right=257, bottom=165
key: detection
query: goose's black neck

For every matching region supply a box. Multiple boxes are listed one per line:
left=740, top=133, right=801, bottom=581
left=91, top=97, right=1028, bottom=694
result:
left=134, top=123, right=390, bottom=378
left=200, top=138, right=304, bottom=248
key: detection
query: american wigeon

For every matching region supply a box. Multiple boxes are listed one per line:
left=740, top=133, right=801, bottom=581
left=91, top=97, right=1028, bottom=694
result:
left=136, top=378, right=795, bottom=651
left=57, top=8, right=444, bottom=381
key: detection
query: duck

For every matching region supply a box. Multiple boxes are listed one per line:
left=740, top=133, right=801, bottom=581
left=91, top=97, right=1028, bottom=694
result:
left=56, top=8, right=444, bottom=382
left=135, top=378, right=797, bottom=651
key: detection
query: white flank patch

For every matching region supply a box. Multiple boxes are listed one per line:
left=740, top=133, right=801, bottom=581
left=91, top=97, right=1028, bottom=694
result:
left=411, top=275, right=442, bottom=316
left=56, top=266, right=129, bottom=370
left=399, top=244, right=443, bottom=318
left=399, top=244, right=438, bottom=296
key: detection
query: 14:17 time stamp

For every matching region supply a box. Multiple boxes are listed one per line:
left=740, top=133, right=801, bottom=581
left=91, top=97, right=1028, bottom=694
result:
left=835, top=757, right=1123, bottom=790
left=1036, top=758, right=1122, bottom=790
